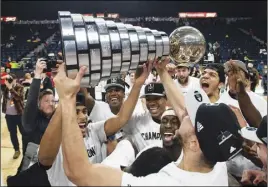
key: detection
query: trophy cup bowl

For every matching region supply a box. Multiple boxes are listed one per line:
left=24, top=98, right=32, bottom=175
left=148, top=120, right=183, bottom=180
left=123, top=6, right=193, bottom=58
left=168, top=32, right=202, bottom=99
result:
left=169, top=26, right=206, bottom=65
left=58, top=11, right=206, bottom=87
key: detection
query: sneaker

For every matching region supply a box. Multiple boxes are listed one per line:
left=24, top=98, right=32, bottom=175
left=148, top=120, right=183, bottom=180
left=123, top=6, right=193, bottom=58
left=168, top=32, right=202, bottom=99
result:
left=13, top=151, right=20, bottom=159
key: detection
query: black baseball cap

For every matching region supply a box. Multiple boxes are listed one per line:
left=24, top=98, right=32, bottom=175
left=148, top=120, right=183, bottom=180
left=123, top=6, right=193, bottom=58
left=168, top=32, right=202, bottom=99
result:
left=140, top=82, right=166, bottom=98
left=185, top=89, right=243, bottom=163
left=104, top=78, right=126, bottom=92
left=195, top=103, right=243, bottom=162
left=241, top=115, right=267, bottom=145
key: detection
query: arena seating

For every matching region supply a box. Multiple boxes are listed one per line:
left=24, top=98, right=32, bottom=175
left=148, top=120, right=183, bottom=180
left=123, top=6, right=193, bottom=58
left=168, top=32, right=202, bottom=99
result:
left=1, top=23, right=58, bottom=63
left=136, top=18, right=265, bottom=62
left=1, top=18, right=266, bottom=67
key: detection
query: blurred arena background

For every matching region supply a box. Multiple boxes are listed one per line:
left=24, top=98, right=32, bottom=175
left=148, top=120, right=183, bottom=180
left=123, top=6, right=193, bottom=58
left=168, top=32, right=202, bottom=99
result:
left=1, top=1, right=267, bottom=185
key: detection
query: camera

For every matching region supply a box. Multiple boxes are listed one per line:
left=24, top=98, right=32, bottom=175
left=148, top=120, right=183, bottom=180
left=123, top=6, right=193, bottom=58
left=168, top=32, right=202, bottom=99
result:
left=41, top=56, right=58, bottom=73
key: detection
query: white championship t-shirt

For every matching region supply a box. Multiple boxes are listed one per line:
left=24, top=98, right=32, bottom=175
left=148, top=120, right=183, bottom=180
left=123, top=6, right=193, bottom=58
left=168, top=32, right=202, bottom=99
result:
left=89, top=101, right=115, bottom=122
left=174, top=76, right=200, bottom=96
left=219, top=91, right=267, bottom=117
left=125, top=84, right=147, bottom=116
left=88, top=100, right=115, bottom=159
left=123, top=111, right=162, bottom=152
left=121, top=161, right=228, bottom=186
left=101, top=139, right=136, bottom=169
left=47, top=121, right=107, bottom=186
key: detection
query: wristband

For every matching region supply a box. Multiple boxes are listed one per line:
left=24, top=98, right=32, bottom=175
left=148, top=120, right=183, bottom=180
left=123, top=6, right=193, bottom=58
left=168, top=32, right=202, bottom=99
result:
left=38, top=159, right=52, bottom=170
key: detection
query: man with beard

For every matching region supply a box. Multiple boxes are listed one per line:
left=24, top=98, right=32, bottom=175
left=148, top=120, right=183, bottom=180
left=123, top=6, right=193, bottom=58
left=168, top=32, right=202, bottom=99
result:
left=85, top=67, right=148, bottom=156
left=54, top=63, right=243, bottom=185
left=80, top=71, right=135, bottom=155
left=85, top=67, right=145, bottom=123
left=17, top=59, right=56, bottom=173
left=100, top=108, right=182, bottom=169
left=124, top=82, right=167, bottom=150
left=36, top=62, right=151, bottom=186
left=101, top=82, right=168, bottom=155
left=7, top=101, right=101, bottom=186
left=6, top=59, right=56, bottom=179
left=200, top=61, right=265, bottom=179
left=174, top=63, right=200, bottom=96
left=82, top=78, right=124, bottom=123
left=159, top=108, right=182, bottom=161
left=38, top=102, right=105, bottom=186
left=199, top=63, right=226, bottom=103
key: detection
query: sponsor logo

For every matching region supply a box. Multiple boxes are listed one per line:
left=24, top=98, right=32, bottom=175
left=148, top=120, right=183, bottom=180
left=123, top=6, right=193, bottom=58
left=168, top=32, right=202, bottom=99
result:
left=196, top=121, right=204, bottom=132
left=230, top=146, right=236, bottom=153
left=194, top=90, right=202, bottom=102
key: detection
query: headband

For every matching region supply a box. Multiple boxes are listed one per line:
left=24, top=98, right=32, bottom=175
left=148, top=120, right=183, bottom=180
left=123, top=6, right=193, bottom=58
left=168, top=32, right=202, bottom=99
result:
left=161, top=109, right=176, bottom=120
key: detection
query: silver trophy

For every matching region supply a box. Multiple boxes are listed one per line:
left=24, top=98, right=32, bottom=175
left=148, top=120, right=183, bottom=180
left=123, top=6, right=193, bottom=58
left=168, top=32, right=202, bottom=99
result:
left=58, top=11, right=206, bottom=86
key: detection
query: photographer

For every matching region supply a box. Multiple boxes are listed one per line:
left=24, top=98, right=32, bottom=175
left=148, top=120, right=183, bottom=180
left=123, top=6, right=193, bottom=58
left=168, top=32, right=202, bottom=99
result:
left=2, top=73, right=26, bottom=160
left=38, top=56, right=58, bottom=95
left=1, top=67, right=7, bottom=94
left=16, top=59, right=56, bottom=173
left=22, top=73, right=33, bottom=104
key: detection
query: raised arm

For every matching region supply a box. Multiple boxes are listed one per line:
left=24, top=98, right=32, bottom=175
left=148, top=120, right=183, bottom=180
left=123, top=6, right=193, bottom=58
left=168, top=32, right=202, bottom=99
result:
left=80, top=87, right=95, bottom=114
left=38, top=103, right=62, bottom=167
left=237, top=80, right=262, bottom=127
left=155, top=57, right=186, bottom=122
left=104, top=62, right=152, bottom=136
left=22, top=59, right=46, bottom=133
left=226, top=61, right=263, bottom=127
left=55, top=65, right=123, bottom=186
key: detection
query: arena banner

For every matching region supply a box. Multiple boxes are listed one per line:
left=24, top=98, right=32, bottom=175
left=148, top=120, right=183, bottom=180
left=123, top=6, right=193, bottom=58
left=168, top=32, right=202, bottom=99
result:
left=96, top=13, right=105, bottom=18
left=1, top=17, right=17, bottom=22
left=178, top=12, right=217, bottom=18
left=83, top=14, right=94, bottom=17
left=107, top=13, right=119, bottom=18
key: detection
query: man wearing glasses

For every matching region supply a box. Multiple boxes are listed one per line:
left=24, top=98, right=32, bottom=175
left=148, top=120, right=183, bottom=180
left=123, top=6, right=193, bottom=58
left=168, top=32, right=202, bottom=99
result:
left=16, top=59, right=56, bottom=174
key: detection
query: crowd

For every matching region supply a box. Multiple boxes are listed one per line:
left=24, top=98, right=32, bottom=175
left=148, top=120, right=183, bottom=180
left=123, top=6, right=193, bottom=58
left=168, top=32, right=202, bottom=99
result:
left=0, top=52, right=267, bottom=186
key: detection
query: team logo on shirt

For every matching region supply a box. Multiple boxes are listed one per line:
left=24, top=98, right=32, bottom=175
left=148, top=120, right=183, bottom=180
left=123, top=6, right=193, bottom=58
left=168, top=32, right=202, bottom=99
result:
left=245, top=127, right=257, bottom=131
left=194, top=90, right=202, bottom=102
left=141, top=132, right=162, bottom=141
left=87, top=146, right=96, bottom=158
